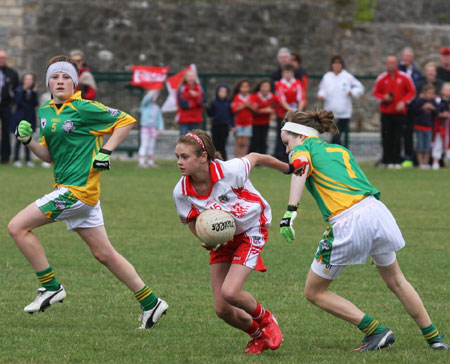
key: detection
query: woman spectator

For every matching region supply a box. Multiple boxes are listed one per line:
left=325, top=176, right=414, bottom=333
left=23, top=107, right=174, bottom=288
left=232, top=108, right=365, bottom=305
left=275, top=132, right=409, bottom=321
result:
left=317, top=55, right=364, bottom=147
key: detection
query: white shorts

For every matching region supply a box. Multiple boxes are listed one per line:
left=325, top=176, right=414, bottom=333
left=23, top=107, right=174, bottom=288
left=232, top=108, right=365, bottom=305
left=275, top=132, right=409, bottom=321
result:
left=36, top=187, right=104, bottom=230
left=311, top=196, right=405, bottom=280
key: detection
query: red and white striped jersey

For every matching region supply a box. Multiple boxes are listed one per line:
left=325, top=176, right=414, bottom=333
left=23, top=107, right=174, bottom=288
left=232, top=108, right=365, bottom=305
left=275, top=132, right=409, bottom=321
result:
left=231, top=93, right=253, bottom=127
left=173, top=157, right=272, bottom=234
left=275, top=78, right=305, bottom=105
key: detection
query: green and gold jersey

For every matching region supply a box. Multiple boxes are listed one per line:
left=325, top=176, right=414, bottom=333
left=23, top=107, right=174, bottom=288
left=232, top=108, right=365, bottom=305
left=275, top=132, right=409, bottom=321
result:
left=38, top=91, right=136, bottom=205
left=290, top=137, right=380, bottom=221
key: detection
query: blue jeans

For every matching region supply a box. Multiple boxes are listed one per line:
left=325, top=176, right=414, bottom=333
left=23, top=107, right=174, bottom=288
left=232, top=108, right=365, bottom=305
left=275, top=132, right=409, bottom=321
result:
left=415, top=129, right=432, bottom=153
left=179, top=123, right=201, bottom=136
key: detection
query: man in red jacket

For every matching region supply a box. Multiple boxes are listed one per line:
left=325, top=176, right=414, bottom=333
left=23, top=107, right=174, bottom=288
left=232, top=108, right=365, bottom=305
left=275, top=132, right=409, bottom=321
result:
left=373, top=55, right=416, bottom=168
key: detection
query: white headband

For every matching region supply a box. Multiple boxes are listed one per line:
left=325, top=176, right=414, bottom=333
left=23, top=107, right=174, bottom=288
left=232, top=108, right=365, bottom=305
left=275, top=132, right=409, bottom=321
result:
left=281, top=122, right=320, bottom=137
left=46, top=61, right=79, bottom=88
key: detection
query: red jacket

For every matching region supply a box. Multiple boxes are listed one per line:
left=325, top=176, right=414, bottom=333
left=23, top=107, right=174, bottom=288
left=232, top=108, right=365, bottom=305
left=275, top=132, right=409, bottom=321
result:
left=76, top=67, right=97, bottom=100
left=373, top=70, right=416, bottom=115
left=275, top=78, right=305, bottom=117
left=231, top=93, right=253, bottom=127
left=250, top=92, right=278, bottom=126
left=176, top=82, right=205, bottom=124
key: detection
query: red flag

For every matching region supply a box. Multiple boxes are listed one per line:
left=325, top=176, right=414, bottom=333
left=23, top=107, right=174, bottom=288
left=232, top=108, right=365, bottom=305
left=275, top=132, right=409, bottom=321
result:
left=130, top=66, right=170, bottom=90
left=162, top=64, right=197, bottom=113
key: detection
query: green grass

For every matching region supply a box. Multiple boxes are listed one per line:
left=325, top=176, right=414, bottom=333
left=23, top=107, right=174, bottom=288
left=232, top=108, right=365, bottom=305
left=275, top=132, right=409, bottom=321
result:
left=0, top=161, right=449, bottom=364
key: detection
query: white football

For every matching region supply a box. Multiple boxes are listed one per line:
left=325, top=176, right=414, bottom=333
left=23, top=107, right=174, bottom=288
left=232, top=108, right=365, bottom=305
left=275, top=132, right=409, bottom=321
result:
left=195, top=209, right=236, bottom=247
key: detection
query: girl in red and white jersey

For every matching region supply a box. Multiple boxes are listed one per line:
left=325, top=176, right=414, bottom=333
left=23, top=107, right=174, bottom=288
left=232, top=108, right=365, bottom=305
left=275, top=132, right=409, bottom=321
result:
left=231, top=80, right=255, bottom=157
left=173, top=130, right=291, bottom=355
left=275, top=64, right=306, bottom=118
left=249, top=80, right=278, bottom=154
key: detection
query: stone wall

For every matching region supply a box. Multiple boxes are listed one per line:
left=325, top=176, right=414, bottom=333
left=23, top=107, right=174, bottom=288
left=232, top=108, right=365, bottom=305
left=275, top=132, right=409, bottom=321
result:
left=0, top=0, right=449, bottom=80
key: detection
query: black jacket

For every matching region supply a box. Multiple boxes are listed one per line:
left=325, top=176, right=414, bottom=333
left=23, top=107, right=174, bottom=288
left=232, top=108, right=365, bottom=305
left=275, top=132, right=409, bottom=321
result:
left=0, top=65, right=19, bottom=107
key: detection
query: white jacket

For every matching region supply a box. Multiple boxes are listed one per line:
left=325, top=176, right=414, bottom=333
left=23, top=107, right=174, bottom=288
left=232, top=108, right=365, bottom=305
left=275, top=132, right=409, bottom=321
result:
left=317, top=70, right=364, bottom=119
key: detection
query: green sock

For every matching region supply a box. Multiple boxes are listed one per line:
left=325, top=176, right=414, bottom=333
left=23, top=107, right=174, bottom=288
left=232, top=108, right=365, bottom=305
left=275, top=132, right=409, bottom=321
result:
left=36, top=266, right=60, bottom=291
left=357, top=314, right=386, bottom=336
left=135, top=285, right=158, bottom=311
left=421, top=323, right=441, bottom=344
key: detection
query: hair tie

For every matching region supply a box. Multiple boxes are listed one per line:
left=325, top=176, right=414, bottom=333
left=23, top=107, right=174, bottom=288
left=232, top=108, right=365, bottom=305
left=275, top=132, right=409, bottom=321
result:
left=186, top=133, right=206, bottom=151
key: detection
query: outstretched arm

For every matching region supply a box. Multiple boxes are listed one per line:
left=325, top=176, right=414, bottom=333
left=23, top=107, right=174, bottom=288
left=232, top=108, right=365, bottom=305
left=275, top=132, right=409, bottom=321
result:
left=280, top=157, right=309, bottom=243
left=245, top=152, right=290, bottom=173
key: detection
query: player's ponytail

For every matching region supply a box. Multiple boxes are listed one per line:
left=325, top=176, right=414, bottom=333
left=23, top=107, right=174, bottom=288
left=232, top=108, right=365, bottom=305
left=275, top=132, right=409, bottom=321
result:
left=282, top=109, right=339, bottom=135
left=177, top=129, right=223, bottom=161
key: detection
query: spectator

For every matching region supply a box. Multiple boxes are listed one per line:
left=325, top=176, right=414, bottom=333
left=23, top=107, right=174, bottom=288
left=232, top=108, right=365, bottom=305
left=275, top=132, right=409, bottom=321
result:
left=373, top=55, right=416, bottom=168
left=398, top=47, right=423, bottom=87
left=176, top=69, right=205, bottom=135
left=271, top=47, right=305, bottom=84
left=417, top=62, right=443, bottom=95
left=0, top=49, right=19, bottom=164
left=410, top=84, right=437, bottom=169
left=317, top=55, right=364, bottom=147
left=249, top=80, right=277, bottom=155
left=206, top=82, right=234, bottom=160
left=431, top=82, right=450, bottom=170
left=11, top=72, right=39, bottom=167
left=276, top=64, right=305, bottom=112
left=437, top=47, right=450, bottom=82
left=70, top=50, right=97, bottom=100
left=271, top=48, right=305, bottom=163
left=398, top=47, right=422, bottom=166
left=290, top=52, right=309, bottom=92
left=138, top=90, right=164, bottom=168
left=231, top=79, right=254, bottom=157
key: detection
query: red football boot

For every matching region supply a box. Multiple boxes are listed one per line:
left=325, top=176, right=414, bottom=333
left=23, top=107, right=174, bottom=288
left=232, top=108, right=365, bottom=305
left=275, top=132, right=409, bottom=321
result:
left=244, top=337, right=269, bottom=355
left=261, top=311, right=283, bottom=350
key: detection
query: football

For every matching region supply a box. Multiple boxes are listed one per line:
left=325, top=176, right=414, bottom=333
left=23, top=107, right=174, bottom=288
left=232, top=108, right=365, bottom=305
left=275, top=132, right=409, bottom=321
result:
left=195, top=209, right=236, bottom=247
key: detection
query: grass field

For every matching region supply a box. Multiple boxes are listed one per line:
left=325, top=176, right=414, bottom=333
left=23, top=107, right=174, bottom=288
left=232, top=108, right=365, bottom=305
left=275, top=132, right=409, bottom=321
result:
left=0, top=161, right=449, bottom=364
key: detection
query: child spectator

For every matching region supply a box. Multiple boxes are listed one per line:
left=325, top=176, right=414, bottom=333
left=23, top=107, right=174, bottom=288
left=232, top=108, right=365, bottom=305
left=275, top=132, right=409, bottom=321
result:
left=138, top=90, right=164, bottom=168
left=411, top=84, right=437, bottom=169
left=176, top=69, right=205, bottom=135
left=206, top=83, right=234, bottom=160
left=431, top=82, right=450, bottom=170
left=231, top=80, right=255, bottom=157
left=11, top=72, right=39, bottom=167
left=275, top=63, right=306, bottom=113
left=249, top=80, right=277, bottom=154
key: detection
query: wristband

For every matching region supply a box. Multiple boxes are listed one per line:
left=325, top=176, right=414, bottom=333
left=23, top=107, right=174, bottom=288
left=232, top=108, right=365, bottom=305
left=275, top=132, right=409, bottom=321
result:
left=284, top=163, right=294, bottom=174
left=22, top=137, right=32, bottom=145
left=99, top=148, right=112, bottom=155
left=287, top=204, right=298, bottom=212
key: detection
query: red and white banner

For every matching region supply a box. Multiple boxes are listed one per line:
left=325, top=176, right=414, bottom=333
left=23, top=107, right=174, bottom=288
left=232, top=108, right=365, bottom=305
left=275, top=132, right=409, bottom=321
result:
left=130, top=66, right=170, bottom=90
left=162, top=64, right=197, bottom=113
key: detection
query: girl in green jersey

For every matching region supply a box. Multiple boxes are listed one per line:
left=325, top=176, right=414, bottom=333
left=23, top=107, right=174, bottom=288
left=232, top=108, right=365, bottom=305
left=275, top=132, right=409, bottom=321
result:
left=9, top=55, right=167, bottom=329
left=278, top=109, right=448, bottom=351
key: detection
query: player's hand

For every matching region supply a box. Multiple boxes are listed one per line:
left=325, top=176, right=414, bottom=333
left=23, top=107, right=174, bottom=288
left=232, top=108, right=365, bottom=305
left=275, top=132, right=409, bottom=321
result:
left=92, top=148, right=111, bottom=171
left=15, top=120, right=32, bottom=145
left=201, top=243, right=221, bottom=252
left=285, top=159, right=309, bottom=176
left=280, top=208, right=298, bottom=243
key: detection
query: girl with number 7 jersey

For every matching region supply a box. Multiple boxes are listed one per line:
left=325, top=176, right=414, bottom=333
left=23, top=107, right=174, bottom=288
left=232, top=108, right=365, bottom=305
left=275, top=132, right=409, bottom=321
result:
left=278, top=109, right=449, bottom=351
left=8, top=55, right=167, bottom=329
